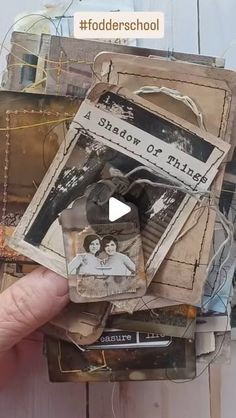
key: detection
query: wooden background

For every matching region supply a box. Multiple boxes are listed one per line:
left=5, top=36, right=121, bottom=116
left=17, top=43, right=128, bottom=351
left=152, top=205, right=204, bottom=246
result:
left=0, top=1, right=236, bottom=417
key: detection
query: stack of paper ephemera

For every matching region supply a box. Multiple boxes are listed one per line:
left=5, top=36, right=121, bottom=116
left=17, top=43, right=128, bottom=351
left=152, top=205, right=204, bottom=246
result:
left=0, top=32, right=235, bottom=382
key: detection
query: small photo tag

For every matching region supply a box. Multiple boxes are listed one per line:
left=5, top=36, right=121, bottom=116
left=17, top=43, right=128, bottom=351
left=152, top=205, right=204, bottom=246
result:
left=60, top=194, right=146, bottom=303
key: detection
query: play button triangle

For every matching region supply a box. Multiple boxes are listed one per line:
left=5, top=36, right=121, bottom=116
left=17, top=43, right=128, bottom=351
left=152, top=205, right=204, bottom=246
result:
left=109, top=197, right=131, bottom=222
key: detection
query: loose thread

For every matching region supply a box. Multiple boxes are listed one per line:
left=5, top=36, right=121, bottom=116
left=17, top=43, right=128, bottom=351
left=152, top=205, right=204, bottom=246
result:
left=0, top=116, right=73, bottom=131
left=134, top=86, right=206, bottom=130
left=0, top=13, right=60, bottom=60
left=124, top=164, right=234, bottom=294
left=55, top=0, right=75, bottom=33
left=9, top=41, right=94, bottom=65
left=66, top=333, right=86, bottom=352
left=0, top=41, right=94, bottom=92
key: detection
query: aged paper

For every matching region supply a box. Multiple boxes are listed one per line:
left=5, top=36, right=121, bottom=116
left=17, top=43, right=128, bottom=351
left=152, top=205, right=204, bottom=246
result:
left=0, top=90, right=80, bottom=261
left=93, top=53, right=236, bottom=305
left=9, top=84, right=228, bottom=285
left=45, top=335, right=196, bottom=382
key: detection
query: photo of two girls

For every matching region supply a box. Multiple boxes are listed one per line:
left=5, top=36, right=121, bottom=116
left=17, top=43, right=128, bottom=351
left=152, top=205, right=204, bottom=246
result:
left=68, top=234, right=136, bottom=277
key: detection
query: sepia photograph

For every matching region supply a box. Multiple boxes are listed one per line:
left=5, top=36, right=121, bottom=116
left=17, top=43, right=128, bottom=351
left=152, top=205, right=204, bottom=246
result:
left=61, top=217, right=145, bottom=302
left=9, top=84, right=202, bottom=285
left=45, top=334, right=196, bottom=382
left=68, top=234, right=136, bottom=277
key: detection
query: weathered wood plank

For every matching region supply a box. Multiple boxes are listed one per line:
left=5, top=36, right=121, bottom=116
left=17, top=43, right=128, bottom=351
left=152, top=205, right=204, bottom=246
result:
left=0, top=340, right=86, bottom=418
left=89, top=370, right=211, bottom=418
left=220, top=341, right=236, bottom=418
left=209, top=364, right=221, bottom=418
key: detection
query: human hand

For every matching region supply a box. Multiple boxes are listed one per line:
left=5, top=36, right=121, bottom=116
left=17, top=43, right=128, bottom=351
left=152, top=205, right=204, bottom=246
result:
left=0, top=267, right=69, bottom=389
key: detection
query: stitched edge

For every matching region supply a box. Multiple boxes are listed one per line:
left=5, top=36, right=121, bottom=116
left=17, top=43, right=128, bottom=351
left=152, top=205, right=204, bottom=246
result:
left=110, top=72, right=229, bottom=291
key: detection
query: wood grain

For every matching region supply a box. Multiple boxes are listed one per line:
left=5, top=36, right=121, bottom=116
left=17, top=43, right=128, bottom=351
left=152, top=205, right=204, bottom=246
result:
left=0, top=341, right=86, bottom=418
left=220, top=341, right=236, bottom=418
left=88, top=372, right=211, bottom=418
left=209, top=364, right=221, bottom=418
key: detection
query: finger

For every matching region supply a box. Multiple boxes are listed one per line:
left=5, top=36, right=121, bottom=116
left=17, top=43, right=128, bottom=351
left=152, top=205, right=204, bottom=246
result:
left=0, top=267, right=69, bottom=353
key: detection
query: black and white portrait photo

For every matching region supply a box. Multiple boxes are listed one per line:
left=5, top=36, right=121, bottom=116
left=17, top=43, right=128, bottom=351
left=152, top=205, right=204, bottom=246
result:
left=62, top=219, right=146, bottom=302
left=68, top=233, right=136, bottom=277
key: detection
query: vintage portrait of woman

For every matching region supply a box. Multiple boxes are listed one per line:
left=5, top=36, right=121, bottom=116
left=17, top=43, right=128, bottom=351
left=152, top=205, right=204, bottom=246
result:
left=68, top=234, right=102, bottom=275
left=68, top=233, right=136, bottom=277
left=101, top=235, right=136, bottom=276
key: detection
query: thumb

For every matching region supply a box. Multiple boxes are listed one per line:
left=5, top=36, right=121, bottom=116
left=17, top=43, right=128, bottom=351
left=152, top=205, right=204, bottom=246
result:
left=0, top=267, right=69, bottom=353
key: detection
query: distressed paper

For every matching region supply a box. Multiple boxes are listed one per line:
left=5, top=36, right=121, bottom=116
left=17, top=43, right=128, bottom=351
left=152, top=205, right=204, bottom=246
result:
left=45, top=335, right=196, bottom=382
left=5, top=31, right=223, bottom=97
left=93, top=53, right=236, bottom=306
left=76, top=99, right=228, bottom=191
left=0, top=90, right=80, bottom=261
left=108, top=304, right=196, bottom=339
left=9, top=83, right=215, bottom=284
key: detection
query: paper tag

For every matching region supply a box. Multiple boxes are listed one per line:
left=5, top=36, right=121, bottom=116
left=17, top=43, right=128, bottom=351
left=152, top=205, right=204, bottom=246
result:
left=60, top=189, right=146, bottom=303
left=74, top=92, right=229, bottom=192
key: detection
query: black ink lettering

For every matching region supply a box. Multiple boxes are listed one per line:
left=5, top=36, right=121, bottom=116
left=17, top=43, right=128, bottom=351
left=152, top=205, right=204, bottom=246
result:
left=120, top=129, right=127, bottom=138
left=98, top=117, right=106, bottom=127
left=192, top=173, right=201, bottom=182
left=181, top=163, right=188, bottom=173
left=147, top=144, right=154, bottom=153
left=112, top=127, right=119, bottom=135
left=105, top=120, right=112, bottom=131
left=84, top=111, right=91, bottom=120
left=167, top=155, right=175, bottom=165
left=173, top=158, right=180, bottom=169
left=187, top=168, right=194, bottom=177
left=133, top=137, right=141, bottom=146
left=153, top=148, right=162, bottom=157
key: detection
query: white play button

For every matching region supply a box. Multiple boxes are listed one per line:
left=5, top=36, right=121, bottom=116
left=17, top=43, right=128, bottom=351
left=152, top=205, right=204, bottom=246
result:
left=109, top=197, right=131, bottom=222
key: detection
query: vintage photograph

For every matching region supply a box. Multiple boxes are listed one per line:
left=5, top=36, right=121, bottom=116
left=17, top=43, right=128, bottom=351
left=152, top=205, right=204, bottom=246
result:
left=92, top=55, right=236, bottom=308
left=68, top=234, right=136, bottom=277
left=61, top=216, right=146, bottom=302
left=109, top=304, right=197, bottom=339
left=0, top=90, right=80, bottom=262
left=45, top=334, right=196, bottom=382
left=84, top=329, right=172, bottom=350
left=9, top=84, right=202, bottom=285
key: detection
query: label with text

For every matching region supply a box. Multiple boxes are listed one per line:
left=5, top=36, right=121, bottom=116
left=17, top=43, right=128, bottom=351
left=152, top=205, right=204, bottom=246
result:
left=74, top=100, right=229, bottom=191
